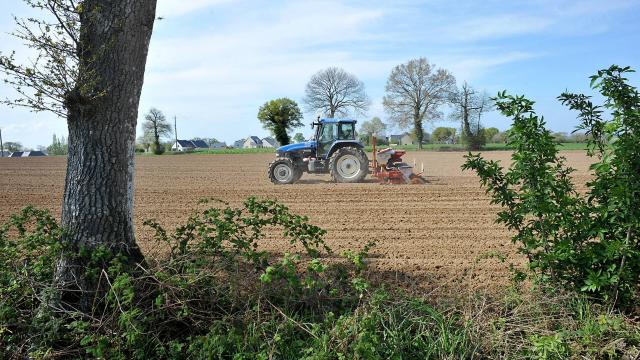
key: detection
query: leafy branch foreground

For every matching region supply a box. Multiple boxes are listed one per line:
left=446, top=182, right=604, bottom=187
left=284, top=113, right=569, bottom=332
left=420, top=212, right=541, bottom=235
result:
left=2, top=200, right=639, bottom=359
left=463, top=65, right=640, bottom=310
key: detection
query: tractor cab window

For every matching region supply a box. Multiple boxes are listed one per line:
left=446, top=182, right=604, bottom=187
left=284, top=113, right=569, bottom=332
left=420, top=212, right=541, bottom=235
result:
left=317, top=123, right=337, bottom=157
left=338, top=123, right=355, bottom=140
left=319, top=123, right=337, bottom=142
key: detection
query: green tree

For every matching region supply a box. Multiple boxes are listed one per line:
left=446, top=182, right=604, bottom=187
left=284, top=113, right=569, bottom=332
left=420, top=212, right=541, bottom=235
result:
left=293, top=133, right=305, bottom=143
left=463, top=66, right=640, bottom=308
left=431, top=127, right=455, bottom=143
left=142, top=108, right=172, bottom=155
left=3, top=141, right=23, bottom=152
left=257, top=98, right=303, bottom=145
left=359, top=117, right=387, bottom=139
left=484, top=127, right=500, bottom=142
left=46, top=134, right=68, bottom=155
left=137, top=133, right=153, bottom=153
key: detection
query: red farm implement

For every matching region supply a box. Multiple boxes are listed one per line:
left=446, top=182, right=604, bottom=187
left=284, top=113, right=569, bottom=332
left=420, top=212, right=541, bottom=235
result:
left=370, top=136, right=426, bottom=184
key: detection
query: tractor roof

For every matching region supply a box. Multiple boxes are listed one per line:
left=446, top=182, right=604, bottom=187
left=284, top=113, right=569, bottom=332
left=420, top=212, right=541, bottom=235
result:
left=320, top=118, right=357, bottom=124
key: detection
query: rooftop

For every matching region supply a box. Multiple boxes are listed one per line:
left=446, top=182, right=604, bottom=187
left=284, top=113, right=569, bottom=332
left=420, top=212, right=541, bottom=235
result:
left=319, top=118, right=357, bottom=124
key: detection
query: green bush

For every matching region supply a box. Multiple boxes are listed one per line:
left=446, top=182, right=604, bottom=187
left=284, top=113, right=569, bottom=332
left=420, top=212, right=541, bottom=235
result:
left=0, top=198, right=479, bottom=359
left=2, top=199, right=639, bottom=358
left=463, top=65, right=640, bottom=308
left=153, top=143, right=165, bottom=155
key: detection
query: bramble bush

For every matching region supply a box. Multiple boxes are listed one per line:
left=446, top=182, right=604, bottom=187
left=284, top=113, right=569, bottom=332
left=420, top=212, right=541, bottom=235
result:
left=0, top=198, right=479, bottom=359
left=1, top=199, right=638, bottom=359
left=463, top=65, right=639, bottom=309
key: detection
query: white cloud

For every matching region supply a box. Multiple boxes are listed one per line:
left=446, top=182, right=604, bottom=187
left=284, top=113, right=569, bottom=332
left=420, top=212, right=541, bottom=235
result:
left=156, top=0, right=234, bottom=17
left=440, top=15, right=554, bottom=41
left=439, top=51, right=540, bottom=81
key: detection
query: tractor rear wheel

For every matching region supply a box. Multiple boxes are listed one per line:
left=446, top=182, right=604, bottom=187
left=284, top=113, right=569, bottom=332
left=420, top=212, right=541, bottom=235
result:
left=329, top=147, right=368, bottom=183
left=268, top=158, right=298, bottom=184
left=292, top=168, right=303, bottom=182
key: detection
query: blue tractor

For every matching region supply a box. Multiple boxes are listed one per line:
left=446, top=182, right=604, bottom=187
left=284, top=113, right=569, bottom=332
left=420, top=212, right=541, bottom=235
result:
left=267, top=118, right=369, bottom=184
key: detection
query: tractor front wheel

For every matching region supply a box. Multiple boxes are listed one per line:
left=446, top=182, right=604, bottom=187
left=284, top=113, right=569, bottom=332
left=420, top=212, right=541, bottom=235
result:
left=268, top=158, right=299, bottom=185
left=329, top=147, right=369, bottom=183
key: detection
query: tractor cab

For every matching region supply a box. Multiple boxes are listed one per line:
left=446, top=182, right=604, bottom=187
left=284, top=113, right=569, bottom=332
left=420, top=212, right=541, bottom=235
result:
left=312, top=119, right=357, bottom=159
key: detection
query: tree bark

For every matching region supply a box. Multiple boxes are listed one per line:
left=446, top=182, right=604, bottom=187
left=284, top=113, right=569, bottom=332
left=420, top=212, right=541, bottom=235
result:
left=414, top=108, right=423, bottom=149
left=55, top=0, right=157, bottom=310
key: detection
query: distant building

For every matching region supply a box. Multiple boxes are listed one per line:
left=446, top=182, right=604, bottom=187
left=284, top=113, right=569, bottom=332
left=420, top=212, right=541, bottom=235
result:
left=172, top=140, right=196, bottom=152
left=389, top=133, right=414, bottom=146
left=261, top=137, right=279, bottom=148
left=210, top=141, right=227, bottom=149
left=9, top=151, right=47, bottom=157
left=191, top=139, right=210, bottom=149
left=23, top=151, right=47, bottom=157
left=233, top=139, right=245, bottom=148
left=243, top=136, right=263, bottom=149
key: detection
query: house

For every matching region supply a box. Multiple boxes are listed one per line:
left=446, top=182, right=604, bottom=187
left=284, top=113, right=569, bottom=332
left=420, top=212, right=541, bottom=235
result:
left=261, top=137, right=279, bottom=148
left=22, top=151, right=47, bottom=157
left=243, top=136, right=263, bottom=148
left=389, top=133, right=414, bottom=146
left=191, top=139, right=209, bottom=149
left=9, top=151, right=47, bottom=157
left=171, top=140, right=195, bottom=152
left=210, top=141, right=227, bottom=149
left=233, top=139, right=245, bottom=148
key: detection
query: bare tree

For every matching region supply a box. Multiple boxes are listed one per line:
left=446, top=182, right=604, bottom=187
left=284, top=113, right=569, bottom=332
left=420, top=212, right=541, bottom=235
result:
left=383, top=58, right=456, bottom=148
left=142, top=107, right=172, bottom=154
left=449, top=82, right=493, bottom=150
left=303, top=67, right=370, bottom=118
left=0, top=0, right=157, bottom=309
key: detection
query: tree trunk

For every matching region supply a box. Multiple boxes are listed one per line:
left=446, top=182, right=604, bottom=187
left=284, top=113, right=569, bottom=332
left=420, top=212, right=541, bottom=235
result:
left=153, top=120, right=160, bottom=150
left=414, top=110, right=423, bottom=149
left=54, top=0, right=157, bottom=310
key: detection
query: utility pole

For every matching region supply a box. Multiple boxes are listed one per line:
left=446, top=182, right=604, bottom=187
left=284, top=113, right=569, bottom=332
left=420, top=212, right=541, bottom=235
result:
left=0, top=128, right=4, bottom=157
left=174, top=116, right=178, bottom=150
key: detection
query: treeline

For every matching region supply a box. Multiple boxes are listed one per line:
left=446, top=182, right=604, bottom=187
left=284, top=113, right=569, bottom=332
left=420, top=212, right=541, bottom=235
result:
left=0, top=134, right=68, bottom=155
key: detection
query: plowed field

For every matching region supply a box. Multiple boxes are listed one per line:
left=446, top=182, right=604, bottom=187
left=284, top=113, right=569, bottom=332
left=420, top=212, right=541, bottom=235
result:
left=0, top=151, right=593, bottom=294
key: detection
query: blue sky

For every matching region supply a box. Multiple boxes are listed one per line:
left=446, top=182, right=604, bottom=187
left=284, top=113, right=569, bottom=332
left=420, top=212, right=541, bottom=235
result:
left=1, top=0, right=639, bottom=148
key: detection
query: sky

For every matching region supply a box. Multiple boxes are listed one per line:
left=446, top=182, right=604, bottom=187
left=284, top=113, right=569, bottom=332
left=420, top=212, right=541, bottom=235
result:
left=0, top=0, right=639, bottom=148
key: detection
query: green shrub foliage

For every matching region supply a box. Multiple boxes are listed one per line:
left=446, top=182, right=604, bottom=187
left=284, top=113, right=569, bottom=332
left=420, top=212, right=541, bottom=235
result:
left=463, top=65, right=639, bottom=307
left=2, top=198, right=477, bottom=358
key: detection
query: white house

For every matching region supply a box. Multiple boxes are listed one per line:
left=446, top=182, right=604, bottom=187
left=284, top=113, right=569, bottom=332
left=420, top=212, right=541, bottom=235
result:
left=172, top=140, right=195, bottom=152
left=243, top=136, right=263, bottom=148
left=261, top=137, right=279, bottom=148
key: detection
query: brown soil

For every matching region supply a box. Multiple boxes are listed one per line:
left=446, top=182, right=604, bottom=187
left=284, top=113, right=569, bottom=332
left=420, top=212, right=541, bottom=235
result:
left=0, top=150, right=594, bottom=295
